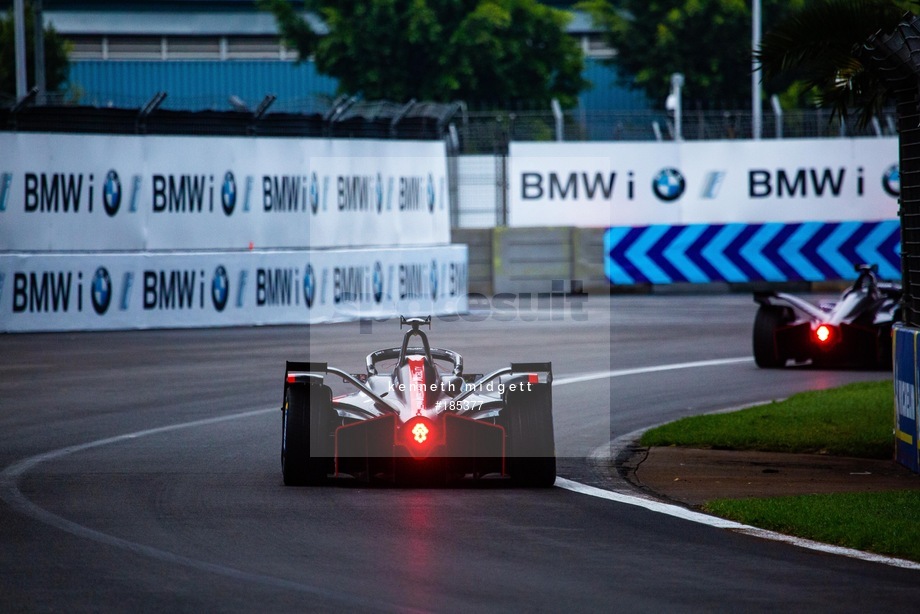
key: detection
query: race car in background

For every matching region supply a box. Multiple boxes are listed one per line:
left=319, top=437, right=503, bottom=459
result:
left=280, top=316, right=555, bottom=487
left=753, top=264, right=902, bottom=369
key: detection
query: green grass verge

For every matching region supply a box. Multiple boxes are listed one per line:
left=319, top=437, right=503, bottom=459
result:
left=704, top=491, right=920, bottom=562
left=639, top=379, right=920, bottom=561
left=640, top=380, right=893, bottom=459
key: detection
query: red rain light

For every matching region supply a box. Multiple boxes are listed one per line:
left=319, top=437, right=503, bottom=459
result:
left=286, top=374, right=296, bottom=383
left=403, top=417, right=437, bottom=457
left=528, top=373, right=539, bottom=384
left=411, top=422, right=429, bottom=444
left=815, top=325, right=832, bottom=343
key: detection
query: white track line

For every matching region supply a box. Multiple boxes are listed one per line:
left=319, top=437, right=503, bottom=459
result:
left=554, top=478, right=920, bottom=570
left=0, top=409, right=422, bottom=612
left=551, top=361, right=920, bottom=571
left=553, top=356, right=754, bottom=386
left=1, top=354, right=916, bottom=581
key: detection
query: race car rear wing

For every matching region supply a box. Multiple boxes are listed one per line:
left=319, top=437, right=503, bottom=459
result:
left=511, top=362, right=553, bottom=381
left=754, top=291, right=826, bottom=321
left=450, top=361, right=553, bottom=406
left=285, top=361, right=327, bottom=382
left=283, top=360, right=396, bottom=415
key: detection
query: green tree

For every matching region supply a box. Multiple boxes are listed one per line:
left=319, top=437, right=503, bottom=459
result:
left=577, top=0, right=806, bottom=107
left=0, top=2, right=71, bottom=102
left=757, top=0, right=914, bottom=124
left=260, top=0, right=587, bottom=107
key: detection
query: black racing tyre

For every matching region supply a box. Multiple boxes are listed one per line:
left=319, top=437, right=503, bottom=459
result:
left=752, top=305, right=791, bottom=368
left=500, top=383, right=556, bottom=487
left=281, top=383, right=335, bottom=486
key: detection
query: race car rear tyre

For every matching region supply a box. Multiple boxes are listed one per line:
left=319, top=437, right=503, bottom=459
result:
left=282, top=383, right=335, bottom=486
left=753, top=305, right=792, bottom=368
left=501, top=383, right=556, bottom=487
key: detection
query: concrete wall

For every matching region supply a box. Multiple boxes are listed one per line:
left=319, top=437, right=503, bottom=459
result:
left=451, top=228, right=493, bottom=295
left=452, top=226, right=851, bottom=296
left=452, top=227, right=608, bottom=295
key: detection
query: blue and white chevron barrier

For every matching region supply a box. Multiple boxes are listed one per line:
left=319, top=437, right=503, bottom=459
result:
left=604, top=220, right=900, bottom=284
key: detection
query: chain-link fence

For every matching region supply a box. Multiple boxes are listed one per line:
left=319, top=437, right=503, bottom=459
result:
left=0, top=96, right=463, bottom=140
left=456, top=108, right=898, bottom=153
left=2, top=93, right=898, bottom=149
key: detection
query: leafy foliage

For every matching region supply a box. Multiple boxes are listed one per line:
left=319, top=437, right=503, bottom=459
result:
left=260, top=0, right=587, bottom=107
left=757, top=0, right=915, bottom=124
left=578, top=0, right=806, bottom=107
left=0, top=2, right=70, bottom=101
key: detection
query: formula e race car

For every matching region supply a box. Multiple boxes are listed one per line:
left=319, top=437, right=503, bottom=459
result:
left=280, top=316, right=555, bottom=487
left=753, top=265, right=902, bottom=369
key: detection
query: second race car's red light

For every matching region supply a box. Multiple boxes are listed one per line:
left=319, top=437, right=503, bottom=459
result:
left=528, top=373, right=539, bottom=384
left=815, top=325, right=832, bottom=343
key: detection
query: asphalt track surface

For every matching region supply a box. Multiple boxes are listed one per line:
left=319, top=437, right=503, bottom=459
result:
left=2, top=294, right=918, bottom=612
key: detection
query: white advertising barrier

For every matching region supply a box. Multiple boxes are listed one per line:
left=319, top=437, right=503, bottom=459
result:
left=0, top=133, right=449, bottom=251
left=509, top=138, right=899, bottom=226
left=0, top=246, right=468, bottom=332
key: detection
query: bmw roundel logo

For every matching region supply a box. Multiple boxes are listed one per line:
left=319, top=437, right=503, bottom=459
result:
left=221, top=171, right=236, bottom=216
left=375, top=173, right=384, bottom=213
left=103, top=170, right=121, bottom=217
left=883, top=164, right=900, bottom=197
left=91, top=266, right=112, bottom=315
left=427, top=173, right=436, bottom=213
left=652, top=168, right=686, bottom=202
left=309, top=172, right=320, bottom=215
left=372, top=262, right=384, bottom=303
left=211, top=265, right=229, bottom=312
left=430, top=260, right=439, bottom=300
left=303, top=263, right=315, bottom=308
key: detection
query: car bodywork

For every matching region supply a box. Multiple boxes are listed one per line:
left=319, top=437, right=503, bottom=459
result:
left=280, top=316, right=556, bottom=486
left=753, top=265, right=901, bottom=369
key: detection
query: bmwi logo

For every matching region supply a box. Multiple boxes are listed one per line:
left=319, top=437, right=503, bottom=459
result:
left=427, top=173, right=436, bottom=212
left=212, top=265, right=229, bottom=312
left=221, top=171, right=236, bottom=216
left=372, top=262, right=384, bottom=303
left=430, top=260, right=438, bottom=300
left=375, top=173, right=384, bottom=214
left=103, top=170, right=122, bottom=217
left=309, top=172, right=320, bottom=215
left=303, top=263, right=315, bottom=308
left=0, top=172, right=12, bottom=212
left=701, top=171, right=726, bottom=199
left=91, top=266, right=112, bottom=315
left=883, top=165, right=900, bottom=197
left=652, top=168, right=685, bottom=202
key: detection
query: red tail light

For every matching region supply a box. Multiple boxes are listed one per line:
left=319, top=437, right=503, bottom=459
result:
left=411, top=422, right=429, bottom=444
left=815, top=324, right=832, bottom=343
left=402, top=417, right=437, bottom=457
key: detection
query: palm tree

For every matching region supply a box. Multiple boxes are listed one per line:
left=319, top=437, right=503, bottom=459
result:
left=760, top=1, right=920, bottom=325
left=756, top=0, right=914, bottom=125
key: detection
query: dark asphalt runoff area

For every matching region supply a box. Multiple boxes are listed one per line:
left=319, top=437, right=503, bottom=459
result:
left=1, top=294, right=917, bottom=612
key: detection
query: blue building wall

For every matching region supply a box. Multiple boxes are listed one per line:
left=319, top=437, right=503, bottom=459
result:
left=580, top=59, right=650, bottom=112
left=67, top=60, right=339, bottom=112
left=67, top=58, right=651, bottom=114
